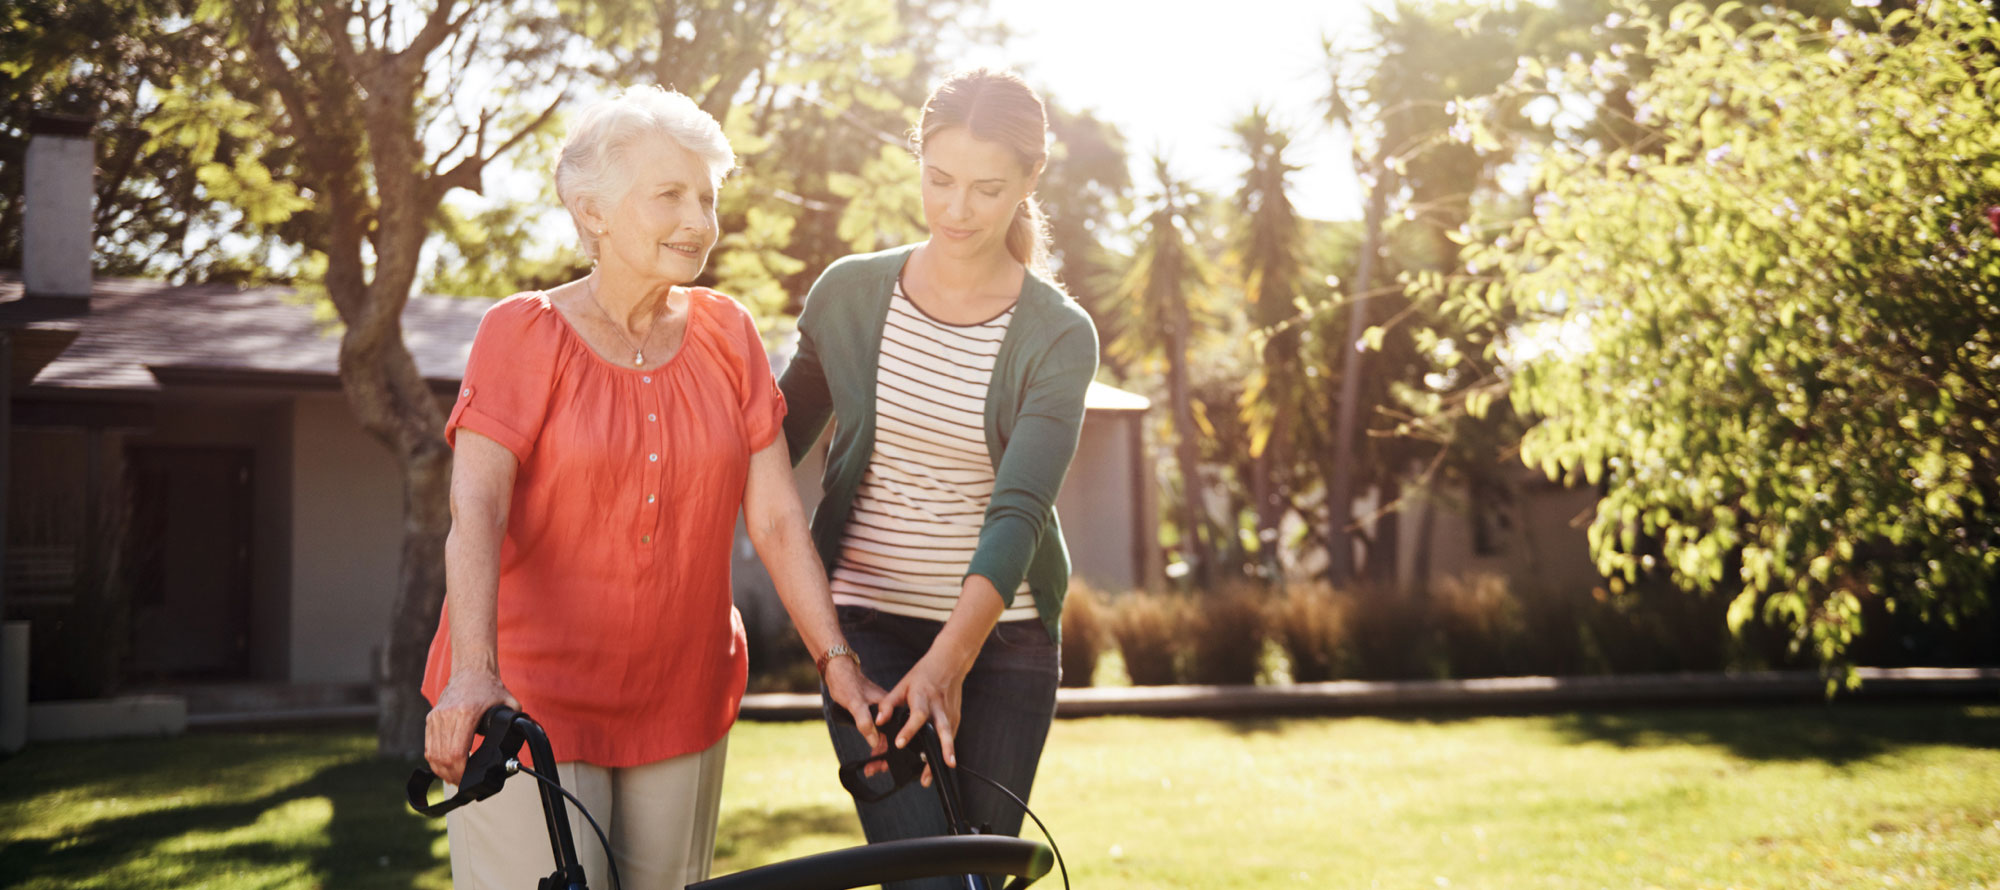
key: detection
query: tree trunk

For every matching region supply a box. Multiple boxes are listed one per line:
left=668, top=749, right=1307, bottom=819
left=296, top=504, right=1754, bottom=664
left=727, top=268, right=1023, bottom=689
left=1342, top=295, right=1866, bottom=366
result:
left=380, top=447, right=452, bottom=758
left=1327, top=158, right=1391, bottom=585
left=1166, top=319, right=1211, bottom=588
left=1252, top=412, right=1288, bottom=580
left=1367, top=475, right=1403, bottom=587
left=1410, top=482, right=1438, bottom=593
left=331, top=293, right=454, bottom=758
left=230, top=0, right=557, bottom=758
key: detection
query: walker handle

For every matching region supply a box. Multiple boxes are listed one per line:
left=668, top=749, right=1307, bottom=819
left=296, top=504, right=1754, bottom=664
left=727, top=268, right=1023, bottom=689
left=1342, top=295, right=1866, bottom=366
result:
left=405, top=705, right=525, bottom=818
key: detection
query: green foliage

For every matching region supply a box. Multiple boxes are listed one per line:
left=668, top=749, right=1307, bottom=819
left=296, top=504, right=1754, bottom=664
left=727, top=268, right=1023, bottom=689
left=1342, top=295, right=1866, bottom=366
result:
left=1297, top=0, right=1552, bottom=583
left=714, top=203, right=810, bottom=315
left=1440, top=0, right=2000, bottom=669
left=828, top=143, right=925, bottom=253
left=425, top=198, right=591, bottom=298
left=0, top=0, right=281, bottom=282
left=1230, top=108, right=1306, bottom=460
left=1111, top=159, right=1220, bottom=370
left=1114, top=158, right=1234, bottom=580
left=1038, top=100, right=1133, bottom=356
left=538, top=0, right=1001, bottom=323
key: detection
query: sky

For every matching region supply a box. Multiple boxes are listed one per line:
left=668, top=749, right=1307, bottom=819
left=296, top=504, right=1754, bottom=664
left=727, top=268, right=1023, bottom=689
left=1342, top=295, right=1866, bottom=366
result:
left=472, top=0, right=1390, bottom=263
left=964, top=0, right=1388, bottom=222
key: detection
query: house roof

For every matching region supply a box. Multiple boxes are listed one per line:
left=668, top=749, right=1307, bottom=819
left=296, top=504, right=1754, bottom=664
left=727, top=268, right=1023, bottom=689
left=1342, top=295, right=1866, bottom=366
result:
left=0, top=273, right=485, bottom=393
left=1084, top=381, right=1151, bottom=413
left=0, top=272, right=1154, bottom=413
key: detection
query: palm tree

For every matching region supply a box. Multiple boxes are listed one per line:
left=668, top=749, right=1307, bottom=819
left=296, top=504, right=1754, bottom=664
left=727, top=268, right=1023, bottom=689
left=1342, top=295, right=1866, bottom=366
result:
left=1315, top=0, right=1540, bottom=585
left=1231, top=108, right=1307, bottom=580
left=1113, top=156, right=1219, bottom=587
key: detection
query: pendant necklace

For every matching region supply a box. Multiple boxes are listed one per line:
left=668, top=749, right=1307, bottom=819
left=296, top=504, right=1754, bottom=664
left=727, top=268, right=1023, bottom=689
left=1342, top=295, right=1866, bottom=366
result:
left=589, top=275, right=665, bottom=367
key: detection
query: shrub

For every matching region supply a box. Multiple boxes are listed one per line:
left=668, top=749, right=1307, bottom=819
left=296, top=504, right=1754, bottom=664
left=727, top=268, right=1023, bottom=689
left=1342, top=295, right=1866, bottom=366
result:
left=1266, top=582, right=1351, bottom=683
left=1107, top=591, right=1192, bottom=685
left=1342, top=583, right=1445, bottom=680
left=1429, top=572, right=1529, bottom=678
left=745, top=650, right=822, bottom=694
left=1187, top=584, right=1266, bottom=685
left=1060, top=580, right=1109, bottom=688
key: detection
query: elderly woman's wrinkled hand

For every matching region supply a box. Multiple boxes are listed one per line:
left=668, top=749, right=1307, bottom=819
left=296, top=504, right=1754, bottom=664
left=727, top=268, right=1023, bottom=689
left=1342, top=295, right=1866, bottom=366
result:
left=824, top=658, right=889, bottom=760
left=424, top=669, right=519, bottom=786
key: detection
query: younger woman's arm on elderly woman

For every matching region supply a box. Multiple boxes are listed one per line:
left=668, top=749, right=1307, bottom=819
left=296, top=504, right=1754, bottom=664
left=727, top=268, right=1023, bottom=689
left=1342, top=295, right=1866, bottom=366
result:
left=423, top=430, right=522, bottom=786
left=742, top=437, right=886, bottom=751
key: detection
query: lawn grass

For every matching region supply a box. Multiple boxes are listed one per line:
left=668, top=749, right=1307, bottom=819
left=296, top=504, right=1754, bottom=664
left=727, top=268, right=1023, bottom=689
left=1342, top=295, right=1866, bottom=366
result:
left=3, top=703, right=1997, bottom=889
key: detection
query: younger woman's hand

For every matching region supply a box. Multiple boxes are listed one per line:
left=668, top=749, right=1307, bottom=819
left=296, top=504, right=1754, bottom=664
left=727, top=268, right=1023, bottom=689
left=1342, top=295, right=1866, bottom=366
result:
left=875, top=652, right=970, bottom=785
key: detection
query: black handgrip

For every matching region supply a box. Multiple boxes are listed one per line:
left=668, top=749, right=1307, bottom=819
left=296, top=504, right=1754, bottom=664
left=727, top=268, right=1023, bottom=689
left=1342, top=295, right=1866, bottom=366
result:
left=832, top=705, right=926, bottom=802
left=406, top=705, right=526, bottom=817
left=830, top=704, right=977, bottom=834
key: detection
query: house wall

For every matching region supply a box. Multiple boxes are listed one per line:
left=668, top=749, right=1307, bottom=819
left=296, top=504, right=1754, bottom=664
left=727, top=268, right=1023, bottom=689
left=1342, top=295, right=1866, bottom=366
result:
left=288, top=394, right=403, bottom=685
left=1409, top=477, right=1603, bottom=596
left=1054, top=412, right=1155, bottom=594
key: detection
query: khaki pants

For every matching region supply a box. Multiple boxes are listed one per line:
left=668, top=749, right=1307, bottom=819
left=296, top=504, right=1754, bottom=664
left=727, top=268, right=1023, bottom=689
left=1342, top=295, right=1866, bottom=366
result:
left=445, top=735, right=728, bottom=890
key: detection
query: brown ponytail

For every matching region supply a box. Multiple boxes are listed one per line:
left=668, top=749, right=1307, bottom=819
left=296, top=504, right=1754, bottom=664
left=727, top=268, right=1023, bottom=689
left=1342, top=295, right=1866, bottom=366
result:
left=1006, top=195, right=1051, bottom=273
left=916, top=68, right=1052, bottom=275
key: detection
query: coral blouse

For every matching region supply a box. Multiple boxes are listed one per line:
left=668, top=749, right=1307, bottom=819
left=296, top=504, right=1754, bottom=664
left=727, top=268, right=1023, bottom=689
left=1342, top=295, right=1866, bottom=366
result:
left=422, top=287, right=785, bottom=767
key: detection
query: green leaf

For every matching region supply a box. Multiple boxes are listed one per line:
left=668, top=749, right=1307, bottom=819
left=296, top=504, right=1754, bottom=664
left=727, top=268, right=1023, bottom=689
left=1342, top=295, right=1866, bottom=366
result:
left=1360, top=325, right=1386, bottom=352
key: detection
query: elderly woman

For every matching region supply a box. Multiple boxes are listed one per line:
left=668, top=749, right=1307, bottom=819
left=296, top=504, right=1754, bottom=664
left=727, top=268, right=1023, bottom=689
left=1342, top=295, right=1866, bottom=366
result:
left=421, top=85, right=884, bottom=890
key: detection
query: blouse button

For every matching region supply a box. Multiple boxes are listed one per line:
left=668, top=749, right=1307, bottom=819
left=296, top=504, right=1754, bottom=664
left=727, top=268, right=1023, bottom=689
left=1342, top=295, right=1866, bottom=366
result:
left=648, top=453, right=659, bottom=462
left=642, top=375, right=652, bottom=383
left=460, top=388, right=470, bottom=397
left=648, top=413, right=657, bottom=422
left=647, top=494, right=657, bottom=504
left=641, top=535, right=651, bottom=544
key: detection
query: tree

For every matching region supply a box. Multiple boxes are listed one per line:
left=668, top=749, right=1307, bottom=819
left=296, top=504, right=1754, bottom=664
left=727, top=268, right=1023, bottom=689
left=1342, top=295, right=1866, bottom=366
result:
left=1039, top=100, right=1132, bottom=364
left=1230, top=107, right=1307, bottom=580
left=172, top=0, right=577, bottom=755
left=1314, top=0, right=1556, bottom=586
left=557, top=0, right=1002, bottom=319
left=1113, top=157, right=1221, bottom=586
left=1438, top=0, right=2000, bottom=674
left=0, top=0, right=279, bottom=283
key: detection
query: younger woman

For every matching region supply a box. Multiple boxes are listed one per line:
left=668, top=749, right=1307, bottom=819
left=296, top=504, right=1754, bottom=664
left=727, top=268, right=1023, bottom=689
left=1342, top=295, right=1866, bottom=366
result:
left=780, top=68, right=1098, bottom=888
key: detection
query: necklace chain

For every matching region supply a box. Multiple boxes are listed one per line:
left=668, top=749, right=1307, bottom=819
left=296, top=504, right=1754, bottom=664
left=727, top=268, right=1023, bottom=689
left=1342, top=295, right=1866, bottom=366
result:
left=588, top=274, right=666, bottom=367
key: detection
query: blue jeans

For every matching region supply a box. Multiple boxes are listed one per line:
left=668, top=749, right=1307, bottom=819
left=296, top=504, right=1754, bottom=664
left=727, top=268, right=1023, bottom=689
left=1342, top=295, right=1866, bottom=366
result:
left=820, top=606, right=1061, bottom=890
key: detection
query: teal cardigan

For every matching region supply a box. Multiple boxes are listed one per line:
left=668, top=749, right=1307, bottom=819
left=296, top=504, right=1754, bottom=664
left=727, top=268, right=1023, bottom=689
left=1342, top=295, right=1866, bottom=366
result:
left=780, top=244, right=1100, bottom=644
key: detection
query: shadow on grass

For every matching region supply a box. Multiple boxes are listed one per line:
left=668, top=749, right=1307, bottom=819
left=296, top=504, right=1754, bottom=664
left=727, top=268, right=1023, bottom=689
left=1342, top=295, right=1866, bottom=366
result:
left=1548, top=702, right=2000, bottom=765
left=0, top=740, right=441, bottom=890
left=1196, top=702, right=2000, bottom=766
left=712, top=802, right=859, bottom=868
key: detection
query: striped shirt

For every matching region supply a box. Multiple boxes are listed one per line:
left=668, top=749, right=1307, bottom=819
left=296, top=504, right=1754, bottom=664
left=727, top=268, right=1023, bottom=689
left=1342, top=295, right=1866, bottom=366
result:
left=830, top=279, right=1039, bottom=623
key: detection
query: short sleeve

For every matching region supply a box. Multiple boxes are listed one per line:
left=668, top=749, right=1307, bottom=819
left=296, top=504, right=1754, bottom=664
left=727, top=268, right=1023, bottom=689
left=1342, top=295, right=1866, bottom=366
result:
left=445, top=296, right=558, bottom=463
left=727, top=297, right=788, bottom=452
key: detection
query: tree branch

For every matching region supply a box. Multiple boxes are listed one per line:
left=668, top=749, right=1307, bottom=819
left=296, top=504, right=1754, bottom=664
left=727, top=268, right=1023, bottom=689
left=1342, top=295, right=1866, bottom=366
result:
left=423, top=89, right=564, bottom=207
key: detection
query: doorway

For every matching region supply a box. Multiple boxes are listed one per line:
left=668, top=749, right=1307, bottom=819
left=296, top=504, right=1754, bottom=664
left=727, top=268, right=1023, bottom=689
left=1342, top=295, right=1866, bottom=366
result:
left=125, top=446, right=255, bottom=680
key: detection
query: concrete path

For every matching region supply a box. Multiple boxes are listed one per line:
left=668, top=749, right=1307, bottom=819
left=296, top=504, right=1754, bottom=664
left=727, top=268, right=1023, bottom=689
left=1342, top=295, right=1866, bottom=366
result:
left=168, top=666, right=1998, bottom=730
left=737, top=666, right=2000, bottom=721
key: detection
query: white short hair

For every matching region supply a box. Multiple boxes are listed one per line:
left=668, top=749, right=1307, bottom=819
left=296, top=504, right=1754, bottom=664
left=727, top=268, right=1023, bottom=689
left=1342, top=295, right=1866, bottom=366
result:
left=555, top=86, right=735, bottom=261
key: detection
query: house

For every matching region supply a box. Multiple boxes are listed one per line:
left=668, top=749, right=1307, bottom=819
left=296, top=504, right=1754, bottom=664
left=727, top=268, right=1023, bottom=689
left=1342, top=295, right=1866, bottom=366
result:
left=5, top=275, right=482, bottom=701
